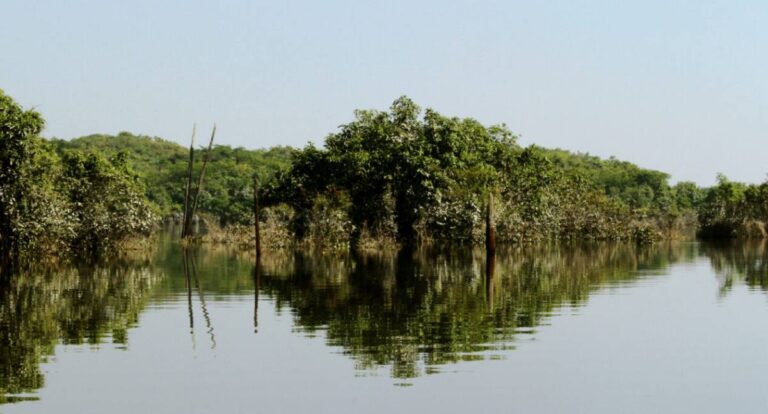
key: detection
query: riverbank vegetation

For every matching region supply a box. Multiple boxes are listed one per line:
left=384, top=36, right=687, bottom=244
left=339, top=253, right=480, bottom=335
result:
left=697, top=174, right=768, bottom=238
left=0, top=90, right=154, bottom=270
left=3, top=90, right=768, bottom=263
left=259, top=97, right=706, bottom=247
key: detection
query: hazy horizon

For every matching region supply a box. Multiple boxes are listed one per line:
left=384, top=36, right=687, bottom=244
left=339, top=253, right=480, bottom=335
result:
left=2, top=0, right=766, bottom=186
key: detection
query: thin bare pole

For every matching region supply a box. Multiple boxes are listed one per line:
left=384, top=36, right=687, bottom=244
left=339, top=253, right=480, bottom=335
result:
left=253, top=175, right=261, bottom=260
left=182, top=125, right=196, bottom=238
left=187, top=124, right=217, bottom=237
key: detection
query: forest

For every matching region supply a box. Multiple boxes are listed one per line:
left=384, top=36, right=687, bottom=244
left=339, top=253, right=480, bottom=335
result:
left=2, top=89, right=768, bottom=266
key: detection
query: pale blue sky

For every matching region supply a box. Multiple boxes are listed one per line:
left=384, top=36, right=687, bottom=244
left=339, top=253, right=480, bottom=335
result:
left=1, top=0, right=766, bottom=185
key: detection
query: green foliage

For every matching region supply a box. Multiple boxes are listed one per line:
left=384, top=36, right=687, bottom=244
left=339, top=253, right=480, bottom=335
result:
left=672, top=181, right=705, bottom=211
left=0, top=90, right=73, bottom=262
left=60, top=151, right=156, bottom=252
left=266, top=96, right=518, bottom=243
left=698, top=174, right=748, bottom=237
left=0, top=91, right=159, bottom=261
left=13, top=87, right=767, bottom=254
left=53, top=133, right=293, bottom=225
left=744, top=181, right=768, bottom=223
left=698, top=174, right=768, bottom=238
left=52, top=133, right=188, bottom=215
left=268, top=97, right=687, bottom=244
left=545, top=150, right=675, bottom=210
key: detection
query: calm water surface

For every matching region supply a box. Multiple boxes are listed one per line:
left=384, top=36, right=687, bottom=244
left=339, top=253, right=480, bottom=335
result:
left=2, top=240, right=768, bottom=413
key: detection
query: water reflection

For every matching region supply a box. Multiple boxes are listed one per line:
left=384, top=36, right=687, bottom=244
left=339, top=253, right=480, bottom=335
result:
left=253, top=259, right=261, bottom=334
left=701, top=239, right=768, bottom=294
left=0, top=258, right=162, bottom=404
left=3, top=239, right=768, bottom=404
left=258, top=243, right=698, bottom=378
left=184, top=249, right=216, bottom=349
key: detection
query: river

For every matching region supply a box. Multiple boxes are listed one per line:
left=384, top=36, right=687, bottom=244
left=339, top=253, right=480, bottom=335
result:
left=2, top=239, right=767, bottom=413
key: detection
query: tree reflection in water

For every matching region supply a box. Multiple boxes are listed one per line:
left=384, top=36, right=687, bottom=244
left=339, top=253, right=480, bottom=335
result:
left=0, top=258, right=163, bottom=403
left=257, top=242, right=698, bottom=378
left=702, top=239, right=768, bottom=295
left=7, top=239, right=768, bottom=403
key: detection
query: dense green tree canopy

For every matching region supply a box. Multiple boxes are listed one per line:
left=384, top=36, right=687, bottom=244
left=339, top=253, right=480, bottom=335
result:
left=1, top=90, right=71, bottom=263
left=698, top=174, right=768, bottom=238
left=0, top=91, right=158, bottom=264
left=265, top=97, right=699, bottom=244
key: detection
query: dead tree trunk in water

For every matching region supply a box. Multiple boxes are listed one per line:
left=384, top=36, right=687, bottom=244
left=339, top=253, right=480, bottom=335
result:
left=253, top=176, right=262, bottom=260
left=485, top=193, right=496, bottom=257
left=182, top=125, right=196, bottom=238
left=183, top=124, right=216, bottom=239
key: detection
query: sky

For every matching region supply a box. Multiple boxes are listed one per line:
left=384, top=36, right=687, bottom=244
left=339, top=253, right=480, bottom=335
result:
left=1, top=0, right=766, bottom=185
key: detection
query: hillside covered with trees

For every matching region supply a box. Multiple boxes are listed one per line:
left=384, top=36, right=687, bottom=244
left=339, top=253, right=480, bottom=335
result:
left=52, top=133, right=293, bottom=224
